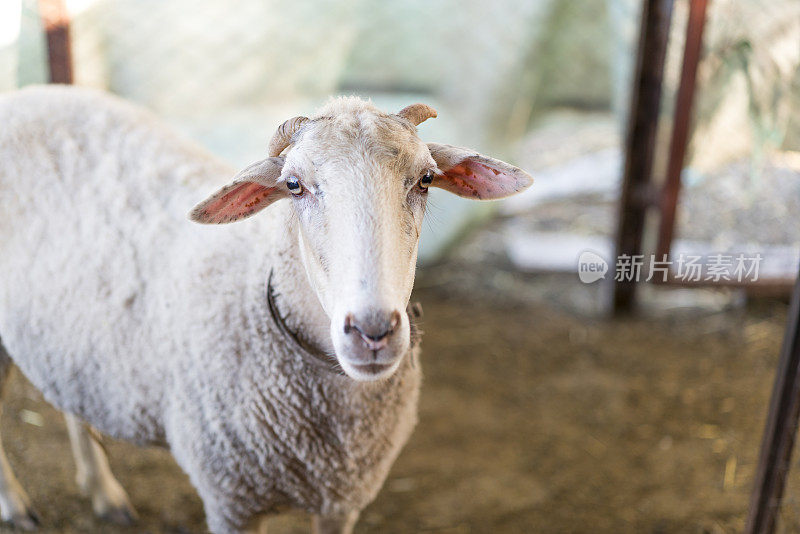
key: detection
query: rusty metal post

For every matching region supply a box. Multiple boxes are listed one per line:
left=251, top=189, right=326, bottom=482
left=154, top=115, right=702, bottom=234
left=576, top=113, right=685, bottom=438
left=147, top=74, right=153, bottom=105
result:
left=38, top=0, right=73, bottom=84
left=746, top=268, right=800, bottom=534
left=612, top=0, right=674, bottom=313
left=655, top=0, right=709, bottom=260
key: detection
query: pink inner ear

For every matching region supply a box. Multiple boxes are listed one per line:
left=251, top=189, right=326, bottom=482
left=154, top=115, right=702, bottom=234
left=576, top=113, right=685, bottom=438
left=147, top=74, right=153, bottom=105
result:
left=196, top=182, right=277, bottom=223
left=440, top=160, right=518, bottom=199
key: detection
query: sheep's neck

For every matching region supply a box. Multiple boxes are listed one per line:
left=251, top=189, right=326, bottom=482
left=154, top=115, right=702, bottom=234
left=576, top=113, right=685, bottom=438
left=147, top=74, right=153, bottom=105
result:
left=265, top=270, right=342, bottom=373
left=265, top=219, right=335, bottom=358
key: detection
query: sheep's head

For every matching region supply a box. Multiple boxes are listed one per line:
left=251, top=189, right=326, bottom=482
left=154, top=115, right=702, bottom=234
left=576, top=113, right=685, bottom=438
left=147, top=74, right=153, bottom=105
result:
left=190, top=98, right=532, bottom=381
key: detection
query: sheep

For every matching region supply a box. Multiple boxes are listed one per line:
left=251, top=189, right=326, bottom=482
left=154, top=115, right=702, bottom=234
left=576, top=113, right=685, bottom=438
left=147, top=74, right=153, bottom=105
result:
left=0, top=85, right=532, bottom=533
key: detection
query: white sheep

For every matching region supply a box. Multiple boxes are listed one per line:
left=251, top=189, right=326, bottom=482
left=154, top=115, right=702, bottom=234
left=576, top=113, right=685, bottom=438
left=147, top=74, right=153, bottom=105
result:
left=0, top=85, right=532, bottom=533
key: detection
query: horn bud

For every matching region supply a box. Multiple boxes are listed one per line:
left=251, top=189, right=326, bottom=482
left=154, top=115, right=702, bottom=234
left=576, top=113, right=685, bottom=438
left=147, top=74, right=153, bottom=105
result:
left=397, top=103, right=438, bottom=126
left=268, top=116, right=309, bottom=157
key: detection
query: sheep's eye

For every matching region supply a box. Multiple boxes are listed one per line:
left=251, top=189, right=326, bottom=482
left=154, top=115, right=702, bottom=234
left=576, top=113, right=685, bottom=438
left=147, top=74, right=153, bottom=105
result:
left=419, top=170, right=434, bottom=189
left=286, top=176, right=303, bottom=195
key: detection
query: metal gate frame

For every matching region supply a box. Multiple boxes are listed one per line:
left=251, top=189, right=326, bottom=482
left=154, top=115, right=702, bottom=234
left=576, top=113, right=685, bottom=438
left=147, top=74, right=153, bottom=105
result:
left=613, top=0, right=793, bottom=314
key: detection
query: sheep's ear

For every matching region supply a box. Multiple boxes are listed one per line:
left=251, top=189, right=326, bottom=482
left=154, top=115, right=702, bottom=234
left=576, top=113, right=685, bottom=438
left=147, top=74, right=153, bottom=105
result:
left=427, top=143, right=532, bottom=200
left=189, top=157, right=287, bottom=224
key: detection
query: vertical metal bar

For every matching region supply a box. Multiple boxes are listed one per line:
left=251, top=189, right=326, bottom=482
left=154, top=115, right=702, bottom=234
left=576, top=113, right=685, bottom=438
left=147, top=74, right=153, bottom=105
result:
left=655, top=0, right=709, bottom=260
left=612, top=0, right=674, bottom=313
left=38, top=0, right=73, bottom=84
left=746, top=268, right=800, bottom=534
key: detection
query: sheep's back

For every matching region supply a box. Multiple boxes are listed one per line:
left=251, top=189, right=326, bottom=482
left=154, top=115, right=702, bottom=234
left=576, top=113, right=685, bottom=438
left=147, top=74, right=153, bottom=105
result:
left=0, top=86, right=234, bottom=443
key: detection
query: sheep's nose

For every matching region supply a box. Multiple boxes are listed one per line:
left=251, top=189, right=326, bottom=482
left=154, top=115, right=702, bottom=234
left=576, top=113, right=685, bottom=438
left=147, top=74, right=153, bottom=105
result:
left=343, top=309, right=401, bottom=350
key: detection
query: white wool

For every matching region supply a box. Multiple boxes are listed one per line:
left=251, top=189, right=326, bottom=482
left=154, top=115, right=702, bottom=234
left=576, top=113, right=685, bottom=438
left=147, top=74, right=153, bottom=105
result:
left=0, top=86, right=421, bottom=533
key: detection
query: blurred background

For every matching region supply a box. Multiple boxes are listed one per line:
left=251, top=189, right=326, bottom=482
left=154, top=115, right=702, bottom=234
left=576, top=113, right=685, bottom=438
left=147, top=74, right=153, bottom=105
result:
left=0, top=0, right=799, bottom=532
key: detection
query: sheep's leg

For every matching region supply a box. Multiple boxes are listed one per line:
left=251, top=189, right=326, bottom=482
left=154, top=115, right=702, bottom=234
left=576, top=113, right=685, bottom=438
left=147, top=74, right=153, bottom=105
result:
left=0, top=341, right=39, bottom=530
left=312, top=510, right=359, bottom=534
left=64, top=413, right=137, bottom=525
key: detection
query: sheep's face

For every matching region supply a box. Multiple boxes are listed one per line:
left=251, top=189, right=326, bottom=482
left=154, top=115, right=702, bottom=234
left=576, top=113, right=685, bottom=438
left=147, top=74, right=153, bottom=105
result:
left=190, top=98, right=533, bottom=382
left=283, top=114, right=432, bottom=380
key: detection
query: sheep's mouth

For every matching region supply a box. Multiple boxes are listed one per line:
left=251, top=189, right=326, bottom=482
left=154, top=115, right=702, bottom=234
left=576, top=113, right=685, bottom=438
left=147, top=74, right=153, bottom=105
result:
left=338, top=358, right=404, bottom=381
left=349, top=362, right=394, bottom=376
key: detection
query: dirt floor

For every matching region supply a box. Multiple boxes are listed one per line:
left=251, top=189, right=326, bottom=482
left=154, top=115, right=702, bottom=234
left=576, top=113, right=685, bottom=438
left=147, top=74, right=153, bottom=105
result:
left=0, top=273, right=792, bottom=533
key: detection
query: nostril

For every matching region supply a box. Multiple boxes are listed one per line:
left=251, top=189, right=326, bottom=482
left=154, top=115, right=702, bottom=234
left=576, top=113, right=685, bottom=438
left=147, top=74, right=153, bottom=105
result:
left=343, top=314, right=354, bottom=335
left=363, top=330, right=390, bottom=342
left=343, top=309, right=402, bottom=350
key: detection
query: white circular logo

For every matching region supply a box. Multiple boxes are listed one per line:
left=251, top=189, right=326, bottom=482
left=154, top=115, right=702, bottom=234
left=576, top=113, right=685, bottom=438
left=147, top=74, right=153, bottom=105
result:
left=577, top=251, right=608, bottom=284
